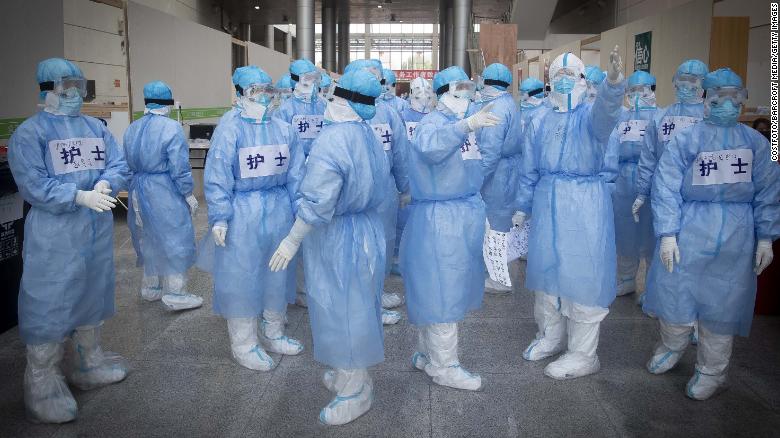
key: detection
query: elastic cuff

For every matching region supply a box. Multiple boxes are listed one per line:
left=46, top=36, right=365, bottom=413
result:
left=289, top=216, right=313, bottom=243
left=455, top=119, right=471, bottom=134
left=213, top=220, right=228, bottom=228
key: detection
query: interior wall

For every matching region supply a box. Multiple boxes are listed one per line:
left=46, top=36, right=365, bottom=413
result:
left=127, top=1, right=233, bottom=127
left=247, top=42, right=291, bottom=83
left=0, top=0, right=64, bottom=135
left=130, top=0, right=227, bottom=32
left=64, top=0, right=127, bottom=105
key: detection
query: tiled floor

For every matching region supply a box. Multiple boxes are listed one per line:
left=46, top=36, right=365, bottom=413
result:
left=1, top=209, right=779, bottom=437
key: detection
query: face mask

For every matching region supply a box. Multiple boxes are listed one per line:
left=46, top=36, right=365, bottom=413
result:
left=480, top=86, right=505, bottom=101
left=410, top=92, right=435, bottom=113
left=553, top=77, right=576, bottom=94
left=324, top=96, right=363, bottom=123
left=521, top=95, right=543, bottom=109
left=675, top=84, right=703, bottom=104
left=439, top=93, right=469, bottom=119
left=240, top=96, right=268, bottom=123
left=44, top=90, right=83, bottom=116
left=294, top=81, right=316, bottom=101
left=145, top=106, right=171, bottom=116
left=706, top=99, right=741, bottom=126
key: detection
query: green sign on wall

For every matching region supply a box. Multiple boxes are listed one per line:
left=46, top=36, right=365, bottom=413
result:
left=634, top=31, right=652, bottom=72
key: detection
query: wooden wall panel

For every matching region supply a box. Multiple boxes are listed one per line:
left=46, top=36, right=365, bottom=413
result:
left=478, top=23, right=518, bottom=70
left=709, top=16, right=749, bottom=81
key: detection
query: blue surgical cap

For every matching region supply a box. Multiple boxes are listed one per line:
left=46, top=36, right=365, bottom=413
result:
left=276, top=73, right=293, bottom=90
left=382, top=68, right=397, bottom=85
left=703, top=67, right=743, bottom=90
left=320, top=74, right=332, bottom=89
left=628, top=70, right=656, bottom=88
left=338, top=69, right=382, bottom=120
left=232, top=66, right=262, bottom=96
left=520, top=77, right=544, bottom=94
left=37, top=58, right=83, bottom=99
left=433, top=66, right=469, bottom=95
left=289, top=59, right=317, bottom=85
left=675, top=59, right=708, bottom=80
left=482, top=63, right=512, bottom=90
left=233, top=66, right=272, bottom=94
left=143, top=81, right=173, bottom=109
left=584, top=65, right=606, bottom=85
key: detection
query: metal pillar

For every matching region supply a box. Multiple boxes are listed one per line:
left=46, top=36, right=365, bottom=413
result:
left=286, top=25, right=293, bottom=55
left=452, top=0, right=471, bottom=70
left=266, top=25, right=275, bottom=50
left=432, top=33, right=439, bottom=70
left=296, top=0, right=314, bottom=61
left=438, top=0, right=449, bottom=69
left=322, top=0, right=336, bottom=71
left=445, top=4, right=454, bottom=67
left=337, top=0, right=350, bottom=73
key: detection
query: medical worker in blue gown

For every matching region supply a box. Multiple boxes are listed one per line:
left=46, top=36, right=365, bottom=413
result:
left=380, top=68, right=409, bottom=113
left=272, top=60, right=327, bottom=308
left=344, top=59, right=409, bottom=324
left=584, top=64, right=606, bottom=103
left=518, top=77, right=546, bottom=121
left=643, top=68, right=779, bottom=401
left=8, top=58, right=130, bottom=423
left=514, top=47, right=625, bottom=379
left=609, top=71, right=658, bottom=297
left=477, top=63, right=523, bottom=294
left=200, top=67, right=305, bottom=372
left=395, top=77, right=436, bottom=273
left=633, top=60, right=708, bottom=225
left=319, top=73, right=333, bottom=101
left=402, top=66, right=500, bottom=391
left=270, top=73, right=294, bottom=115
left=124, top=81, right=203, bottom=311
left=268, top=69, right=391, bottom=426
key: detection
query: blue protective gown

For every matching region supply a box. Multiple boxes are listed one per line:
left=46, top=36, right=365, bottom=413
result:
left=396, top=106, right=428, bottom=252
left=477, top=92, right=523, bottom=232
left=609, top=107, right=658, bottom=260
left=272, top=95, right=326, bottom=156
left=636, top=102, right=704, bottom=198
left=380, top=94, right=408, bottom=114
left=124, top=113, right=195, bottom=276
left=8, top=111, right=129, bottom=344
left=401, top=107, right=486, bottom=325
left=644, top=122, right=780, bottom=336
left=297, top=121, right=391, bottom=369
left=369, top=100, right=410, bottom=277
left=516, top=79, right=625, bottom=308
left=199, top=116, right=304, bottom=318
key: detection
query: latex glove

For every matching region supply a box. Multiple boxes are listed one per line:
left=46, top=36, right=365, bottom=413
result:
left=512, top=211, right=527, bottom=228
left=75, top=190, right=116, bottom=212
left=659, top=236, right=680, bottom=273
left=185, top=194, right=198, bottom=216
left=755, top=239, right=774, bottom=275
left=399, top=192, right=412, bottom=209
left=212, top=221, right=227, bottom=247
left=269, top=218, right=313, bottom=272
left=631, top=196, right=645, bottom=223
left=607, top=45, right=623, bottom=83
left=94, top=180, right=112, bottom=195
left=465, top=102, right=500, bottom=131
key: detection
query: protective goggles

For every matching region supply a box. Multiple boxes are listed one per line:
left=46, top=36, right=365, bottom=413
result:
left=242, top=84, right=277, bottom=102
left=520, top=88, right=544, bottom=100
left=674, top=74, right=702, bottom=87
left=437, top=80, right=476, bottom=99
left=627, top=84, right=655, bottom=96
left=39, top=76, right=88, bottom=98
left=704, top=86, right=748, bottom=106
left=552, top=67, right=583, bottom=81
left=332, top=86, right=376, bottom=105
left=291, top=70, right=321, bottom=86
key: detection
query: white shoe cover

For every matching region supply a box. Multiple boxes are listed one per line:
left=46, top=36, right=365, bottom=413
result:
left=523, top=337, right=565, bottom=361
left=24, top=343, right=78, bottom=424
left=524, top=292, right=566, bottom=361
left=647, top=320, right=692, bottom=374
left=411, top=351, right=429, bottom=371
left=484, top=276, right=512, bottom=294
left=425, top=363, right=482, bottom=391
left=323, top=370, right=337, bottom=392
left=67, top=325, right=129, bottom=391
left=544, top=352, right=600, bottom=380
left=686, top=370, right=727, bottom=400
left=382, top=309, right=401, bottom=325
left=261, top=311, right=303, bottom=355
left=646, top=347, right=684, bottom=375
left=381, top=292, right=404, bottom=309
left=140, top=274, right=163, bottom=302
left=227, top=317, right=275, bottom=371
left=319, top=370, right=374, bottom=426
left=161, top=293, right=203, bottom=311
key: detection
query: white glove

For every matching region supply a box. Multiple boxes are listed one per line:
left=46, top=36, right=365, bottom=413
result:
left=607, top=45, right=623, bottom=83
left=399, top=192, right=412, bottom=209
left=512, top=211, right=527, bottom=228
left=465, top=102, right=500, bottom=131
left=212, top=221, right=227, bottom=247
left=94, top=180, right=112, bottom=195
left=631, top=196, right=645, bottom=223
left=185, top=194, right=198, bottom=216
left=269, top=217, right=313, bottom=272
left=75, top=190, right=116, bottom=212
left=659, top=236, right=680, bottom=273
left=755, top=239, right=774, bottom=275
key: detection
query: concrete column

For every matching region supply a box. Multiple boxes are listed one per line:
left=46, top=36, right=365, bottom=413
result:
left=322, top=0, right=336, bottom=71
left=445, top=4, right=454, bottom=67
left=336, top=0, right=350, bottom=73
left=364, top=32, right=371, bottom=60
left=296, top=0, right=314, bottom=61
left=286, top=25, right=293, bottom=56
left=438, top=0, right=448, bottom=69
left=431, top=33, right=439, bottom=70
left=266, top=25, right=275, bottom=51
left=452, top=0, right=471, bottom=70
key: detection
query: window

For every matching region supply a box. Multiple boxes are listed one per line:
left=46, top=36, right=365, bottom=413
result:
left=350, top=23, right=365, bottom=33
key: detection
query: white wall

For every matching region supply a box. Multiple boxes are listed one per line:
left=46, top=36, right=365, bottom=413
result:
left=715, top=0, right=771, bottom=107
left=127, top=1, right=232, bottom=116
left=64, top=0, right=127, bottom=105
left=0, top=0, right=64, bottom=121
left=248, top=42, right=292, bottom=83
left=130, top=0, right=225, bottom=31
